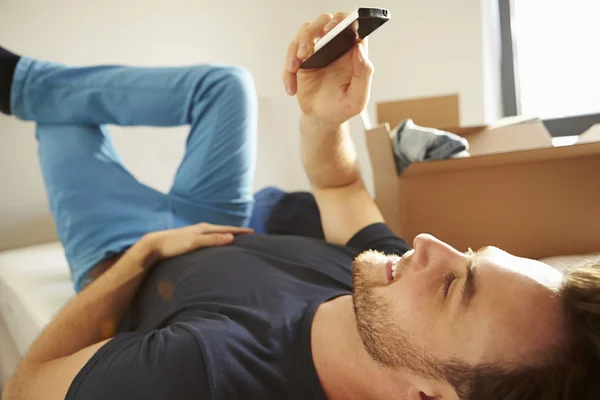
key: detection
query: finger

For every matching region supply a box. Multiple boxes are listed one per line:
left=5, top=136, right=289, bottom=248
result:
left=361, top=36, right=369, bottom=55
left=283, top=21, right=309, bottom=95
left=197, top=223, right=254, bottom=234
left=203, top=225, right=254, bottom=235
left=353, top=41, right=373, bottom=77
left=347, top=42, right=374, bottom=113
left=296, top=13, right=333, bottom=59
left=326, top=11, right=350, bottom=32
left=286, top=21, right=308, bottom=70
left=282, top=64, right=297, bottom=96
left=197, top=233, right=235, bottom=246
left=323, top=19, right=337, bottom=33
left=333, top=11, right=350, bottom=21
left=188, top=222, right=252, bottom=235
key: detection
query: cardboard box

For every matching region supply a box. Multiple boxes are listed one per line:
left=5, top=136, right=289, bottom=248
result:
left=366, top=95, right=600, bottom=259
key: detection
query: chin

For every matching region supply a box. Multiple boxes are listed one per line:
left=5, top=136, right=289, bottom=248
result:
left=352, top=250, right=400, bottom=289
left=352, top=250, right=414, bottom=287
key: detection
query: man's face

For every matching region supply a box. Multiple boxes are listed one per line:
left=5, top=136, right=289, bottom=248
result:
left=351, top=234, right=564, bottom=396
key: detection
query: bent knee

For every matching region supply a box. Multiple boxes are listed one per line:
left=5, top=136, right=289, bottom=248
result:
left=206, top=65, right=256, bottom=98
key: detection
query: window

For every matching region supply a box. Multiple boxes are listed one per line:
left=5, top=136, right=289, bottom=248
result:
left=499, top=0, right=600, bottom=136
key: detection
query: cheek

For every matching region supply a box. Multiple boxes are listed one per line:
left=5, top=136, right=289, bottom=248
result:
left=384, top=275, right=436, bottom=328
left=391, top=272, right=432, bottom=305
left=380, top=275, right=457, bottom=356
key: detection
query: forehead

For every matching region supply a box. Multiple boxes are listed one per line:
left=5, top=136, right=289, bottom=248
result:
left=484, top=247, right=563, bottom=289
left=466, top=249, right=564, bottom=364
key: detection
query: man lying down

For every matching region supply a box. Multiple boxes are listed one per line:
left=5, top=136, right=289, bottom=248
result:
left=2, top=11, right=600, bottom=400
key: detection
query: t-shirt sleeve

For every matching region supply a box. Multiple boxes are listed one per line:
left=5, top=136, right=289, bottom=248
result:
left=346, top=222, right=411, bottom=255
left=66, top=323, right=211, bottom=400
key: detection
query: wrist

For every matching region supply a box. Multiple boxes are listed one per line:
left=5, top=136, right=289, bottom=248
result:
left=133, top=234, right=162, bottom=268
left=300, top=114, right=346, bottom=134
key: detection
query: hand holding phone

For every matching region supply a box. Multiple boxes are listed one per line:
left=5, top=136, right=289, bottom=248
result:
left=283, top=10, right=389, bottom=127
left=300, top=8, right=390, bottom=69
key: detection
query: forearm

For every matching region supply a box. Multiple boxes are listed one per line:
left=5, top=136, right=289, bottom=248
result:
left=19, top=236, right=157, bottom=366
left=300, top=115, right=361, bottom=189
left=3, top=224, right=245, bottom=400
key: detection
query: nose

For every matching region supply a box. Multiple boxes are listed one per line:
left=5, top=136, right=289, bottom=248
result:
left=411, top=234, right=466, bottom=274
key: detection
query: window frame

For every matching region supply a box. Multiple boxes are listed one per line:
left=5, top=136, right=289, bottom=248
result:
left=498, top=0, right=600, bottom=137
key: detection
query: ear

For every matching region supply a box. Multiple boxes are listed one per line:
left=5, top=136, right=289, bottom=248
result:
left=406, top=384, right=442, bottom=400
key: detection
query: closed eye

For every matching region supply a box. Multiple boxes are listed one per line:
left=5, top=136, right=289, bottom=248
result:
left=443, top=272, right=456, bottom=297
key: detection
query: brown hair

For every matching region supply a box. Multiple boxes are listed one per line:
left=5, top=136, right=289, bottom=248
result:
left=463, top=261, right=600, bottom=399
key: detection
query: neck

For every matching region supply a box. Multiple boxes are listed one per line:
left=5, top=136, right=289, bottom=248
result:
left=311, top=295, right=411, bottom=400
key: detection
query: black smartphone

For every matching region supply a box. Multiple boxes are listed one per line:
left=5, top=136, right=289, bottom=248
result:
left=300, top=8, right=390, bottom=69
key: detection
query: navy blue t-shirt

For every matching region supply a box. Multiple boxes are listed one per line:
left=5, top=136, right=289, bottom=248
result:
left=65, top=223, right=410, bottom=400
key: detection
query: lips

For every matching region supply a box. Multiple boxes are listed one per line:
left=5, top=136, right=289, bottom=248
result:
left=386, top=250, right=415, bottom=284
left=386, top=260, right=394, bottom=283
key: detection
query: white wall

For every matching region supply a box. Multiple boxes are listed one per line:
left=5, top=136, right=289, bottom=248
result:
left=324, top=0, right=490, bottom=124
left=0, top=0, right=500, bottom=250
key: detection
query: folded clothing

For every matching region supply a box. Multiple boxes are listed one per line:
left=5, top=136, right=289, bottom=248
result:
left=392, top=119, right=470, bottom=175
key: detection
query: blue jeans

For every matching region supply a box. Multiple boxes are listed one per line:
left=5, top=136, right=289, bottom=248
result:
left=11, top=57, right=257, bottom=292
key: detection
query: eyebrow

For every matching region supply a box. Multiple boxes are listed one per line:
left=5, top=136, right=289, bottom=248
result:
left=458, top=260, right=476, bottom=312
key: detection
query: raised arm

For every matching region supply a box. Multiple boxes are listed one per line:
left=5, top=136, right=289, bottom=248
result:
left=282, top=12, right=384, bottom=245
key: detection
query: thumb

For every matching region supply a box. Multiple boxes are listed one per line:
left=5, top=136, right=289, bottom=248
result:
left=352, top=41, right=373, bottom=78
left=348, top=42, right=373, bottom=108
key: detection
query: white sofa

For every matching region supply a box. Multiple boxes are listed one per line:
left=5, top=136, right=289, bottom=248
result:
left=0, top=242, right=74, bottom=389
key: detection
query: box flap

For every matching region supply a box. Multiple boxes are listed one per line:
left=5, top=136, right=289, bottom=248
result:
left=579, top=123, right=600, bottom=144
left=444, top=125, right=487, bottom=135
left=461, top=122, right=553, bottom=156
left=365, top=124, right=397, bottom=176
left=377, top=95, right=459, bottom=129
left=441, top=115, right=541, bottom=135
left=486, top=115, right=541, bottom=129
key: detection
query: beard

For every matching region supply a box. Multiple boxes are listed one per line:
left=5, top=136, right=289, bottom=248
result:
left=351, top=250, right=444, bottom=379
